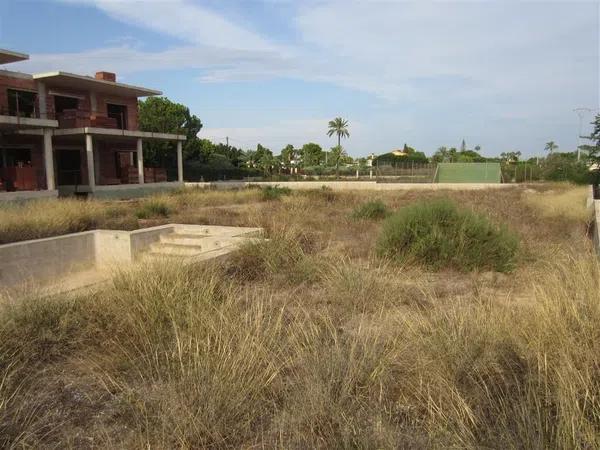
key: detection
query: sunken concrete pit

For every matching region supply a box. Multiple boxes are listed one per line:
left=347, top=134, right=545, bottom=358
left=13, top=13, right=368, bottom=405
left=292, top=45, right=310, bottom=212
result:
left=0, top=224, right=262, bottom=294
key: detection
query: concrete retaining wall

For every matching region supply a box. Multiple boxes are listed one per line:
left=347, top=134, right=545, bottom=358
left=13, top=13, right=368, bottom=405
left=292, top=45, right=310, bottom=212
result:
left=185, top=181, right=513, bottom=191
left=0, top=231, right=97, bottom=286
left=93, top=182, right=184, bottom=199
left=0, top=190, right=59, bottom=202
left=0, top=225, right=179, bottom=287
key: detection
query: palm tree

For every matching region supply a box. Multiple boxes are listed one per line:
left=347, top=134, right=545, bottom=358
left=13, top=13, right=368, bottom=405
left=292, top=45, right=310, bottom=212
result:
left=545, top=141, right=558, bottom=154
left=327, top=117, right=350, bottom=147
left=242, top=150, right=258, bottom=168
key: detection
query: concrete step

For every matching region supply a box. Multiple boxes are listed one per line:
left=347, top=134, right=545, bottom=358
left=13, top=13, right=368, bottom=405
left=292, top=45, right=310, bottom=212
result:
left=175, top=226, right=262, bottom=238
left=159, top=234, right=207, bottom=246
left=149, top=242, right=205, bottom=256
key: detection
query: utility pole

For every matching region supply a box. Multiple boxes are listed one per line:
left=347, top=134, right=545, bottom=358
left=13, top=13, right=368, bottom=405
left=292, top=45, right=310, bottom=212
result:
left=574, top=108, right=594, bottom=161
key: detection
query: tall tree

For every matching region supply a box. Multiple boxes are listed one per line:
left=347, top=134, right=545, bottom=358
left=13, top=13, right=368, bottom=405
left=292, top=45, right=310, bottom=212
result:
left=544, top=141, right=558, bottom=154
left=588, top=115, right=600, bottom=184
left=448, top=147, right=458, bottom=162
left=138, top=97, right=202, bottom=166
left=460, top=139, right=467, bottom=152
left=432, top=146, right=449, bottom=163
left=301, top=143, right=323, bottom=167
left=280, top=144, right=296, bottom=169
left=329, top=145, right=346, bottom=177
left=327, top=117, right=350, bottom=147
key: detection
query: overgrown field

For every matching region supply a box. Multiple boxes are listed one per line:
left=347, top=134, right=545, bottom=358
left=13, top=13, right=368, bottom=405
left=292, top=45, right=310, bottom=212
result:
left=1, top=184, right=598, bottom=448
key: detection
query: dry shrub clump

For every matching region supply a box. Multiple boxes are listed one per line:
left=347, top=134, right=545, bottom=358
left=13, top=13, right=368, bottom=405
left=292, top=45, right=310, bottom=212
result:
left=226, top=227, right=324, bottom=284
left=351, top=199, right=389, bottom=220
left=377, top=198, right=520, bottom=272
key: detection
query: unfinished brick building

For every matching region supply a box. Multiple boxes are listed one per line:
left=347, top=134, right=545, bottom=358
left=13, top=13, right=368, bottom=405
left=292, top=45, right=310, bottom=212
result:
left=0, top=48, right=186, bottom=200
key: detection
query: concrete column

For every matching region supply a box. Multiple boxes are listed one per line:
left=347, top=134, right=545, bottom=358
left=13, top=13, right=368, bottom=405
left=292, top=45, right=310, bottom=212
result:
left=37, top=82, right=47, bottom=119
left=85, top=134, right=96, bottom=191
left=137, top=138, right=144, bottom=184
left=43, top=128, right=55, bottom=190
left=177, top=140, right=183, bottom=183
left=90, top=91, right=97, bottom=114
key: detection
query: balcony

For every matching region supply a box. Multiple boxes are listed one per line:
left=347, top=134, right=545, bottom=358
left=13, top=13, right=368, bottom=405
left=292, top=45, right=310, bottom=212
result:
left=56, top=108, right=130, bottom=130
left=0, top=104, right=58, bottom=130
left=0, top=94, right=58, bottom=130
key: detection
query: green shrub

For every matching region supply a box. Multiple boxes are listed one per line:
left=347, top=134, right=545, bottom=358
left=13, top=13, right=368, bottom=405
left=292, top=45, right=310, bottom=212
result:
left=351, top=200, right=389, bottom=220
left=261, top=185, right=292, bottom=201
left=376, top=199, right=519, bottom=272
left=135, top=199, right=171, bottom=219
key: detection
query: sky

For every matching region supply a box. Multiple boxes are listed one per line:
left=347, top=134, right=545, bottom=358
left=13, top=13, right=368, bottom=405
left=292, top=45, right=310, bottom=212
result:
left=0, top=0, right=599, bottom=158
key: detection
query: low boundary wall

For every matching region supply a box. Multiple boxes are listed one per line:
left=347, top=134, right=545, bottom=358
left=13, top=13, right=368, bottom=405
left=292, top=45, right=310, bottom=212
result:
left=185, top=181, right=512, bottom=191
left=588, top=186, right=600, bottom=255
left=93, top=181, right=184, bottom=199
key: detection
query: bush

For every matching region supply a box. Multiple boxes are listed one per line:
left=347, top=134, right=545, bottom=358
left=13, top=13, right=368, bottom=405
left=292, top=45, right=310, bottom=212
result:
left=351, top=200, right=389, bottom=220
left=376, top=199, right=519, bottom=272
left=261, top=185, right=292, bottom=201
left=135, top=199, right=171, bottom=219
left=541, top=153, right=590, bottom=184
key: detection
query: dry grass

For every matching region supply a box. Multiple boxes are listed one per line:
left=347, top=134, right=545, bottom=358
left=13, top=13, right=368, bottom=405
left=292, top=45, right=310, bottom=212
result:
left=523, top=184, right=591, bottom=222
left=0, top=184, right=598, bottom=448
left=0, top=187, right=263, bottom=244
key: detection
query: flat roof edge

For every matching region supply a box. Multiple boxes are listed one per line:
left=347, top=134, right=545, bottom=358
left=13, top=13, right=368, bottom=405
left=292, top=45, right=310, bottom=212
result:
left=0, top=49, right=30, bottom=64
left=32, top=71, right=162, bottom=96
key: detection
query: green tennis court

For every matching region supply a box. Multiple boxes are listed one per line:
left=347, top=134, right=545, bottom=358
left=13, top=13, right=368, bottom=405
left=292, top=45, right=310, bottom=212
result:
left=435, top=163, right=502, bottom=183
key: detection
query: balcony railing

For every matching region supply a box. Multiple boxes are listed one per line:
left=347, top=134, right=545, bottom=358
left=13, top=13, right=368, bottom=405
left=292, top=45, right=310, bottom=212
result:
left=55, top=108, right=128, bottom=130
left=0, top=104, right=44, bottom=119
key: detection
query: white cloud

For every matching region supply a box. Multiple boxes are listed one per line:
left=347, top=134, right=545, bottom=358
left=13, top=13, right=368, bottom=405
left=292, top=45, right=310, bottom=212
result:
left=11, top=0, right=599, bottom=155
left=60, top=0, right=281, bottom=52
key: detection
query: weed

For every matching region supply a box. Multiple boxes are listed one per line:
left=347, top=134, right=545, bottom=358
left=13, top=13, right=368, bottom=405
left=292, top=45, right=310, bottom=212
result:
left=351, top=199, right=389, bottom=220
left=261, top=185, right=292, bottom=201
left=135, top=199, right=172, bottom=219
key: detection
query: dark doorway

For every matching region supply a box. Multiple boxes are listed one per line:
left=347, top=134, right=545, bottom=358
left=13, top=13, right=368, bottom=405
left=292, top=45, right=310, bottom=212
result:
left=54, top=95, right=79, bottom=114
left=56, top=149, right=82, bottom=185
left=2, top=148, right=32, bottom=167
left=106, top=103, right=127, bottom=129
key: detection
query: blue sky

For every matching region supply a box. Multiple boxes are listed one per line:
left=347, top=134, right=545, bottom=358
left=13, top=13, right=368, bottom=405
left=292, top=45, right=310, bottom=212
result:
left=1, top=0, right=598, bottom=158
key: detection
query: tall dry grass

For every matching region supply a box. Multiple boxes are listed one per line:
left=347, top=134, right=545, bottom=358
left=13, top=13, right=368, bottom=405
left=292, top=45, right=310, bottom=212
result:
left=1, top=245, right=599, bottom=447
left=523, top=184, right=591, bottom=222
left=0, top=185, right=597, bottom=447
left=0, top=198, right=131, bottom=244
left=0, top=187, right=263, bottom=244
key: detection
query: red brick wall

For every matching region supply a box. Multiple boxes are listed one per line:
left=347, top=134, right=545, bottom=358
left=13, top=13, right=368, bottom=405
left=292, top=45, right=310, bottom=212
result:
left=95, top=94, right=139, bottom=130
left=96, top=141, right=137, bottom=184
left=0, top=72, right=142, bottom=130
left=0, top=134, right=47, bottom=190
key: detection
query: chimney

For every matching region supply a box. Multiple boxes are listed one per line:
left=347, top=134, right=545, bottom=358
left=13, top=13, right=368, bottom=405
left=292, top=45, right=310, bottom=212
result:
left=95, top=71, right=116, bottom=82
